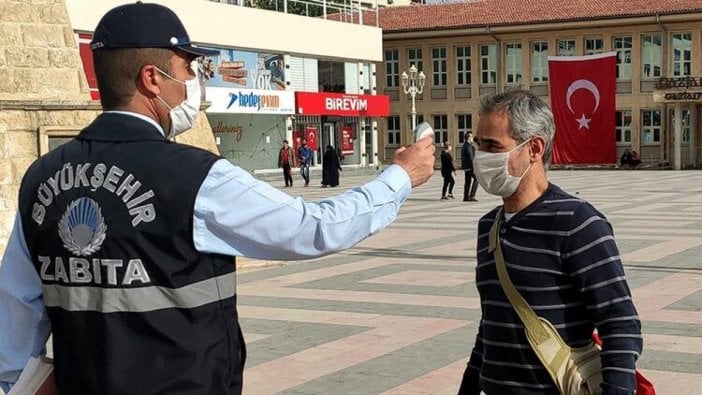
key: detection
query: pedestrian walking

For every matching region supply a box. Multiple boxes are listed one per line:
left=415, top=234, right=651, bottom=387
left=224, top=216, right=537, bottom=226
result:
left=297, top=138, right=313, bottom=187
left=461, top=132, right=478, bottom=201
left=440, top=142, right=456, bottom=199
left=278, top=140, right=294, bottom=187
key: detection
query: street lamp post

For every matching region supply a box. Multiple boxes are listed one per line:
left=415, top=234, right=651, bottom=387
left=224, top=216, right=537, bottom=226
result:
left=401, top=64, right=426, bottom=133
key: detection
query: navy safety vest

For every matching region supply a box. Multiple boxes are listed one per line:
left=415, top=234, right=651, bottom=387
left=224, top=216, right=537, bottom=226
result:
left=18, top=113, right=245, bottom=394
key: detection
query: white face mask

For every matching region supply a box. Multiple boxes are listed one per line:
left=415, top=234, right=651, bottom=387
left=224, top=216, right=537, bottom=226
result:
left=474, top=139, right=533, bottom=197
left=155, top=67, right=201, bottom=139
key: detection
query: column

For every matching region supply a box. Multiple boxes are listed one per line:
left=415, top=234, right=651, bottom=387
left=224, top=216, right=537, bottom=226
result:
left=690, top=104, right=697, bottom=167
left=674, top=103, right=682, bottom=170
left=371, top=120, right=379, bottom=168
left=359, top=117, right=367, bottom=166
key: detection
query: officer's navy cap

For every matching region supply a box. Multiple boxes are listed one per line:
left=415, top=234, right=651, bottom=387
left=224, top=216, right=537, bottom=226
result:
left=90, top=1, right=218, bottom=57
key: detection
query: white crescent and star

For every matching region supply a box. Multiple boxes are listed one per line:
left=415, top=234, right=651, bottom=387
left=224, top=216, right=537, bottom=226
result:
left=565, top=79, right=600, bottom=130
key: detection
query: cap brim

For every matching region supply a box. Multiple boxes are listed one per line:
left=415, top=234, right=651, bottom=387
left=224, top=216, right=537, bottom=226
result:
left=179, top=45, right=219, bottom=57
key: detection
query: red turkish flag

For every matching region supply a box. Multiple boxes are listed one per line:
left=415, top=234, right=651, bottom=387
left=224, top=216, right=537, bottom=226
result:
left=305, top=126, right=318, bottom=151
left=548, top=53, right=617, bottom=164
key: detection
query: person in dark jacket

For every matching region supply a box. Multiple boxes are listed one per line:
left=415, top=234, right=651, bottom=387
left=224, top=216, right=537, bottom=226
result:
left=321, top=145, right=342, bottom=187
left=461, top=133, right=478, bottom=201
left=297, top=138, right=314, bottom=187
left=620, top=148, right=632, bottom=169
left=440, top=142, right=456, bottom=199
left=278, top=140, right=294, bottom=187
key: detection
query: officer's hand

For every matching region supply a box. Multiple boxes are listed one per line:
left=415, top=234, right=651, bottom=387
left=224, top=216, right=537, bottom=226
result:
left=392, top=136, right=435, bottom=187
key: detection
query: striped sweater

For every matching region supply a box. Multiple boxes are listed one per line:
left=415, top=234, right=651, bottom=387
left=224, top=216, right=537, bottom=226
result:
left=459, top=184, right=642, bottom=395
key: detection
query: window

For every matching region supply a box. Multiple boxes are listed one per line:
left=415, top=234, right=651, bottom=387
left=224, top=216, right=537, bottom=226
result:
left=387, top=116, right=401, bottom=145
left=641, top=34, right=662, bottom=79
left=613, top=36, right=632, bottom=80
left=671, top=109, right=692, bottom=143
left=384, top=50, right=399, bottom=87
left=480, top=44, right=497, bottom=84
left=317, top=60, right=346, bottom=93
left=585, top=38, right=603, bottom=55
left=531, top=41, right=548, bottom=82
left=558, top=40, right=576, bottom=56
left=505, top=43, right=522, bottom=84
left=672, top=32, right=692, bottom=77
left=407, top=114, right=424, bottom=131
left=408, top=48, right=423, bottom=72
left=682, top=109, right=691, bottom=143
left=641, top=109, right=661, bottom=143
left=457, top=114, right=472, bottom=144
left=432, top=114, right=448, bottom=144
left=615, top=110, right=632, bottom=144
left=432, top=47, right=447, bottom=86
left=456, top=46, right=472, bottom=85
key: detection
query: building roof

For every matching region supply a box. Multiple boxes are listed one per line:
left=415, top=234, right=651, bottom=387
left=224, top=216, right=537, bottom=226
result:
left=378, top=0, right=702, bottom=33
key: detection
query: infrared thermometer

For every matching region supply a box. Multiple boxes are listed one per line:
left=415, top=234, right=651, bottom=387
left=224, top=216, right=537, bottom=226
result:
left=414, top=122, right=434, bottom=142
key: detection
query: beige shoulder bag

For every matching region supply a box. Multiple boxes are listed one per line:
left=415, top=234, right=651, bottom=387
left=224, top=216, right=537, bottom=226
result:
left=489, top=208, right=603, bottom=395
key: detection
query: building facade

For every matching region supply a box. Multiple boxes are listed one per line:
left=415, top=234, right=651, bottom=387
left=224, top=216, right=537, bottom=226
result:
left=376, top=1, right=702, bottom=169
left=66, top=0, right=388, bottom=172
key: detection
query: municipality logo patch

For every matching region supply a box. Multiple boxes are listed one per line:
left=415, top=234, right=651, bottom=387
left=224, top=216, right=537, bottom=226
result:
left=58, top=197, right=107, bottom=256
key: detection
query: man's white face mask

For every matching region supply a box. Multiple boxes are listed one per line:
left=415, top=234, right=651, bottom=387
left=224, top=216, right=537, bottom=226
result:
left=154, top=66, right=201, bottom=139
left=474, top=139, right=533, bottom=197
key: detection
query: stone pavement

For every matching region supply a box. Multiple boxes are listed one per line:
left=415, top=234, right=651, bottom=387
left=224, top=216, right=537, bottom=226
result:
left=238, top=169, right=702, bottom=395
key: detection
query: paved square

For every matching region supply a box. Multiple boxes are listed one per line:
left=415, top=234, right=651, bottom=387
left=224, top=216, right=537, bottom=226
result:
left=361, top=270, right=472, bottom=287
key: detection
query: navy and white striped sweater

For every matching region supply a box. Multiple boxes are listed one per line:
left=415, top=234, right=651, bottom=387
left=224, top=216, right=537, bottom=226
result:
left=460, top=184, right=642, bottom=395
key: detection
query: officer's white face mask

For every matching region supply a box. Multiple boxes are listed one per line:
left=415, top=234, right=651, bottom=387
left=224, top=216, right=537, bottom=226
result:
left=154, top=66, right=201, bottom=139
left=474, top=139, right=533, bottom=197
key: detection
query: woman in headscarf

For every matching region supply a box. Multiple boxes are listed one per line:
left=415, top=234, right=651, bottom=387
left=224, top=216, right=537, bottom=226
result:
left=322, top=145, right=342, bottom=187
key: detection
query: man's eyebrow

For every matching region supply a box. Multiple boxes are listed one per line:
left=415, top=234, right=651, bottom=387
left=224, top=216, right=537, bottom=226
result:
left=477, top=137, right=500, bottom=146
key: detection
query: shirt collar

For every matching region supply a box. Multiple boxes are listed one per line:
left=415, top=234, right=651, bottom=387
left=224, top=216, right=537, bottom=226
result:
left=103, top=110, right=165, bottom=137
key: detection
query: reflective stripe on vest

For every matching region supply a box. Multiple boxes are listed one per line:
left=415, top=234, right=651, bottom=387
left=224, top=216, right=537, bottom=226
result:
left=43, top=272, right=236, bottom=313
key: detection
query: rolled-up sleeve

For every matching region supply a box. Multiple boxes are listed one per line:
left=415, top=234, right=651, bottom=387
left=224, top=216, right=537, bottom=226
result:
left=193, top=159, right=411, bottom=260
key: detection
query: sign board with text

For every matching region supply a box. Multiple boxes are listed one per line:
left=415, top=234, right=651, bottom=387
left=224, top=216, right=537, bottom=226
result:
left=295, top=92, right=390, bottom=117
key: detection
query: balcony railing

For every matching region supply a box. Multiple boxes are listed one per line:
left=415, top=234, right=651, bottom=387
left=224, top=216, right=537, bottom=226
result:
left=209, top=0, right=380, bottom=26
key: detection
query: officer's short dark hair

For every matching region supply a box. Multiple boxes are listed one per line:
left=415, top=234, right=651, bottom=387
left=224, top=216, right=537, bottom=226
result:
left=93, top=48, right=173, bottom=109
left=283, top=140, right=289, bottom=144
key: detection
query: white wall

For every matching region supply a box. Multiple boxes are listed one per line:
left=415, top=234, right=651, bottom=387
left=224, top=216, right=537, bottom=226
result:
left=64, top=0, right=383, bottom=62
